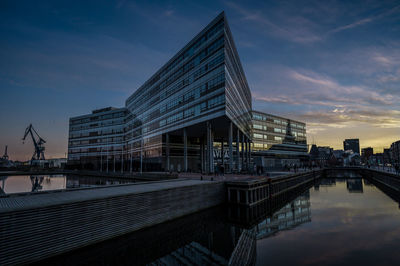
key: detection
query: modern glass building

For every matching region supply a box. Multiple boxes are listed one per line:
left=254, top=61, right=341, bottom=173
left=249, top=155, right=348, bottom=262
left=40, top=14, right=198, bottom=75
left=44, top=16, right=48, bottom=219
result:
left=68, top=12, right=253, bottom=173
left=68, top=107, right=127, bottom=171
left=251, top=111, right=308, bottom=170
left=343, top=138, right=360, bottom=154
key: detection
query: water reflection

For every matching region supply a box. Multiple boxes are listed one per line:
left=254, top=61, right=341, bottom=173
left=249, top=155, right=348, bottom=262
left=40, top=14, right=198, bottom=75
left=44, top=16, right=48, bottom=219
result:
left=346, top=178, right=363, bottom=193
left=1, top=175, right=135, bottom=194
left=256, top=191, right=311, bottom=240
left=256, top=178, right=400, bottom=266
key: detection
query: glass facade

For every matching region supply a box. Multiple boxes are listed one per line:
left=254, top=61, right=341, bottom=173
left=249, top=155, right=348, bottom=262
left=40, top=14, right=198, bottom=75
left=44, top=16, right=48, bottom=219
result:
left=68, top=107, right=127, bottom=170
left=68, top=12, right=253, bottom=173
left=251, top=111, right=308, bottom=169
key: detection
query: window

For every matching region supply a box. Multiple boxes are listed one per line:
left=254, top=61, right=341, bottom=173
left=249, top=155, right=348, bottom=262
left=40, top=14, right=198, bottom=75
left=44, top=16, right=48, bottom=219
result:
left=253, top=133, right=263, bottom=139
left=184, top=107, right=195, bottom=118
left=274, top=128, right=282, bottom=133
left=275, top=136, right=282, bottom=141
left=208, top=94, right=225, bottom=108
left=253, top=124, right=263, bottom=130
left=253, top=114, right=263, bottom=120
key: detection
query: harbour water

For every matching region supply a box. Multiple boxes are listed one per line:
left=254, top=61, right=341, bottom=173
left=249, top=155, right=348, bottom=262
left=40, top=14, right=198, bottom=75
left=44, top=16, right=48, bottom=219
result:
left=0, top=175, right=135, bottom=194
left=34, top=177, right=400, bottom=265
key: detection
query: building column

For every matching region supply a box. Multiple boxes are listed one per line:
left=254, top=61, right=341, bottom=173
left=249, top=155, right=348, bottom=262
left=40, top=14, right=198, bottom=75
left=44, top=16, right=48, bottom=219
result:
left=207, top=123, right=210, bottom=174
left=248, top=139, right=252, bottom=171
left=241, top=133, right=245, bottom=171
left=166, top=133, right=170, bottom=172
left=106, top=145, right=109, bottom=173
left=229, top=122, right=233, bottom=173
left=236, top=128, right=240, bottom=173
left=211, top=131, right=214, bottom=173
left=184, top=128, right=188, bottom=172
left=113, top=151, right=116, bottom=173
left=140, top=139, right=143, bottom=174
left=200, top=138, right=204, bottom=173
left=121, top=146, right=124, bottom=173
left=207, top=122, right=214, bottom=174
left=100, top=146, right=103, bottom=172
left=221, top=137, right=224, bottom=172
left=130, top=143, right=132, bottom=173
left=244, top=137, right=248, bottom=171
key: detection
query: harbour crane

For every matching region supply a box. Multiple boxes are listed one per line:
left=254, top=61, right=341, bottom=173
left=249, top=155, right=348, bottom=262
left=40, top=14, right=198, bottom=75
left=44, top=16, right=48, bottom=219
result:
left=22, top=124, right=46, bottom=161
left=2, top=145, right=8, bottom=160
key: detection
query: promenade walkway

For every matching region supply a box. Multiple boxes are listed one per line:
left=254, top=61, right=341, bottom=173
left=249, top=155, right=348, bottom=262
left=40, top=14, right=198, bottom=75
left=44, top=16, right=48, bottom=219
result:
left=0, top=179, right=214, bottom=213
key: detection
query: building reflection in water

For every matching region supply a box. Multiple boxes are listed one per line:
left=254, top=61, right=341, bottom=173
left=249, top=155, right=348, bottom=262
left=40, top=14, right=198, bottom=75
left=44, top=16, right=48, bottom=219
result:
left=255, top=191, right=311, bottom=240
left=346, top=178, right=363, bottom=193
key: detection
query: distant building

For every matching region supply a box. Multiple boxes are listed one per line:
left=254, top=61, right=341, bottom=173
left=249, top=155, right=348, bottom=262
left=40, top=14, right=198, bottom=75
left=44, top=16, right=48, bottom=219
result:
left=361, top=147, right=374, bottom=163
left=370, top=153, right=384, bottom=166
left=343, top=139, right=360, bottom=154
left=68, top=107, right=126, bottom=170
left=331, top=150, right=344, bottom=166
left=390, top=141, right=400, bottom=165
left=310, top=145, right=332, bottom=166
left=383, top=148, right=392, bottom=164
left=251, top=111, right=308, bottom=170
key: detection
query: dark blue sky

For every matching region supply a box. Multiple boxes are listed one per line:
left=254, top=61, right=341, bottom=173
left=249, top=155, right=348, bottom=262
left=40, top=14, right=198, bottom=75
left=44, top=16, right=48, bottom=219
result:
left=1, top=0, right=399, bottom=160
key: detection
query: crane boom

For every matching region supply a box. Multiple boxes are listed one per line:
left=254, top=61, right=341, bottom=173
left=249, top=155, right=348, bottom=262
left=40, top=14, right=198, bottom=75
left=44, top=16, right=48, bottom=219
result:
left=22, top=124, right=46, bottom=161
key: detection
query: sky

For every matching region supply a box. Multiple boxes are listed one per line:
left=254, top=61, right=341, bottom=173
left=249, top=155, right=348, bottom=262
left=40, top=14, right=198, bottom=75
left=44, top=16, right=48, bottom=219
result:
left=0, top=0, right=399, bottom=161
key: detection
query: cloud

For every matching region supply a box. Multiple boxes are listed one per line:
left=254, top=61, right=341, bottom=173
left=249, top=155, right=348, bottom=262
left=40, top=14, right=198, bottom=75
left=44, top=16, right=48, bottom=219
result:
left=329, top=17, right=374, bottom=34
left=253, top=68, right=398, bottom=107
left=328, top=4, right=400, bottom=35
left=226, top=1, right=322, bottom=44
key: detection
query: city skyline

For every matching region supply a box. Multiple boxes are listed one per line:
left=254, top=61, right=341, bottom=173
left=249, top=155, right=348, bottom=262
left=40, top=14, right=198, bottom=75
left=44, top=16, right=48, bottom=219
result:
left=1, top=0, right=399, bottom=161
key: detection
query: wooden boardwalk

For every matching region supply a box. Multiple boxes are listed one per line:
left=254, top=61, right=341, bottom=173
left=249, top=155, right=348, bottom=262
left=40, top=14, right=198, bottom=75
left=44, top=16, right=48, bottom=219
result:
left=0, top=179, right=225, bottom=265
left=0, top=179, right=214, bottom=212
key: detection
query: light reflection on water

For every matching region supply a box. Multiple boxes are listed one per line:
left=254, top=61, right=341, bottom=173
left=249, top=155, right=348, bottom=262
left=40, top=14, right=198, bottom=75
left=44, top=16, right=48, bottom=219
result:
left=256, top=179, right=400, bottom=266
left=0, top=175, right=135, bottom=194
left=32, top=178, right=400, bottom=265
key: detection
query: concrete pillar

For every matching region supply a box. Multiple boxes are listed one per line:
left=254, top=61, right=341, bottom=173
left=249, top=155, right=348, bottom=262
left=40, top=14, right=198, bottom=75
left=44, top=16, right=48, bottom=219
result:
left=183, top=128, right=187, bottom=172
left=241, top=133, right=245, bottom=171
left=130, top=143, right=132, bottom=173
left=210, top=130, right=214, bottom=173
left=106, top=146, right=109, bottom=173
left=200, top=139, right=204, bottom=173
left=246, top=137, right=250, bottom=170
left=207, top=122, right=210, bottom=174
left=229, top=122, right=233, bottom=173
left=121, top=147, right=124, bottom=173
left=100, top=146, right=103, bottom=172
left=140, top=139, right=143, bottom=174
left=113, top=152, right=116, bottom=173
left=236, top=128, right=240, bottom=173
left=249, top=139, right=252, bottom=171
left=207, top=122, right=214, bottom=174
left=221, top=138, right=224, bottom=173
left=244, top=138, right=247, bottom=170
left=166, top=133, right=170, bottom=172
